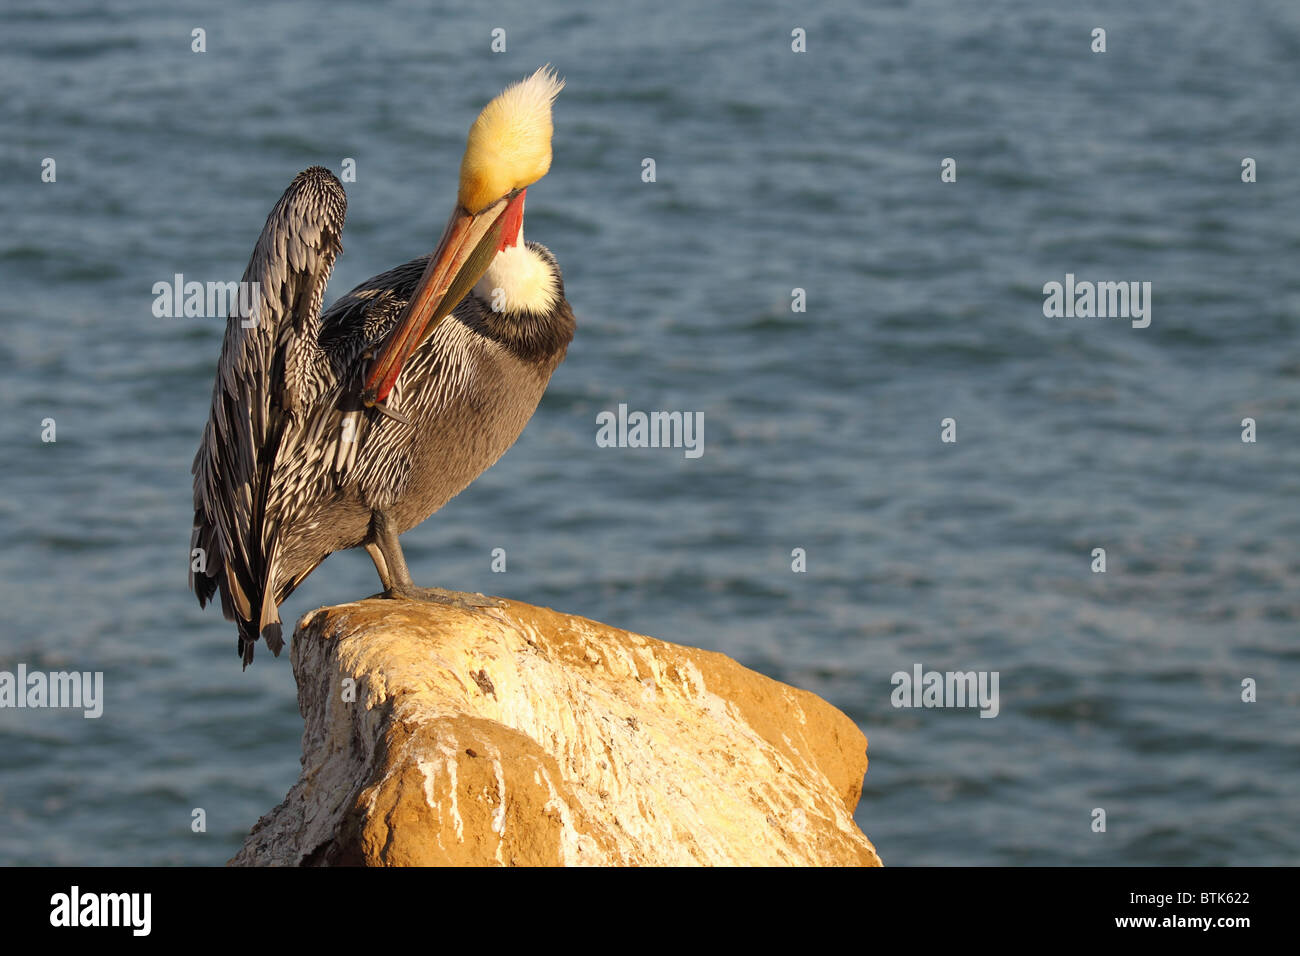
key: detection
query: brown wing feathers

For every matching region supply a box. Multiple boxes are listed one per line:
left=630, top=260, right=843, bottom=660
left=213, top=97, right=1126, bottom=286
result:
left=190, top=167, right=346, bottom=667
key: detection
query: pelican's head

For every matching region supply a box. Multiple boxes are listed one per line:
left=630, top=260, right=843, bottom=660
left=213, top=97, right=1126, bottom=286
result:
left=458, top=65, right=564, bottom=214
left=363, top=66, right=564, bottom=406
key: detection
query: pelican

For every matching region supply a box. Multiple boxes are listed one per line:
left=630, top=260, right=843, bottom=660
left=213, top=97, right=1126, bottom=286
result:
left=190, top=67, right=575, bottom=667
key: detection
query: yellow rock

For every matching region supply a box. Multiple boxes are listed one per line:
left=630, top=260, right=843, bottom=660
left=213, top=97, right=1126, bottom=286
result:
left=230, top=597, right=880, bottom=866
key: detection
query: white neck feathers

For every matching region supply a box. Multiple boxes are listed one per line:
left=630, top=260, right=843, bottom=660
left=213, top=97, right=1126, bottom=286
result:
left=472, top=230, right=560, bottom=315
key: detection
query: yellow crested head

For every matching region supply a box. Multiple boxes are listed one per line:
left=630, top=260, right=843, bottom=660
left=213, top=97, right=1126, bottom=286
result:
left=457, top=66, right=564, bottom=214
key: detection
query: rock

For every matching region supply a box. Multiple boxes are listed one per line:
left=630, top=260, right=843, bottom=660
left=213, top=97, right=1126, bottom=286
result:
left=230, top=597, right=880, bottom=866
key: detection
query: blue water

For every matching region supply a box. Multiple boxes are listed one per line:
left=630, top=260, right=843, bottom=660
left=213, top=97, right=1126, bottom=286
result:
left=2, top=0, right=1298, bottom=865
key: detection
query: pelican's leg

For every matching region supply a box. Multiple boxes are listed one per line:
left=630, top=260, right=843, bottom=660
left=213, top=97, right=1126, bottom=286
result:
left=370, top=510, right=504, bottom=610
left=364, top=542, right=393, bottom=592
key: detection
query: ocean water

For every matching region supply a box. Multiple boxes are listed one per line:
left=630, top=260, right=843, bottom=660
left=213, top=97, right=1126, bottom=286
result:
left=1, top=0, right=1298, bottom=865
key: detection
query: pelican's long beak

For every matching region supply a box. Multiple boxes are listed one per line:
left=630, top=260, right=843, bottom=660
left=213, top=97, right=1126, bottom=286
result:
left=361, top=191, right=525, bottom=407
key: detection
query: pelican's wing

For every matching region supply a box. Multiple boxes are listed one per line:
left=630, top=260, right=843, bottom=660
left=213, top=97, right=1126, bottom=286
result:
left=305, top=255, right=432, bottom=473
left=190, top=166, right=346, bottom=666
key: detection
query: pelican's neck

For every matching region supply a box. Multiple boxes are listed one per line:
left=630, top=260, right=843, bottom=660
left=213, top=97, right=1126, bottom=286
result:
left=472, top=224, right=560, bottom=316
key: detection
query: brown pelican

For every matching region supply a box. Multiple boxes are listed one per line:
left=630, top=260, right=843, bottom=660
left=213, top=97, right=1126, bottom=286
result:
left=190, top=67, right=574, bottom=667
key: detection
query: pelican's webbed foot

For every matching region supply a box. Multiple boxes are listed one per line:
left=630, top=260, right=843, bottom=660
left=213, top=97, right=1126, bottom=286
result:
left=366, top=512, right=505, bottom=611
left=386, top=584, right=505, bottom=611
